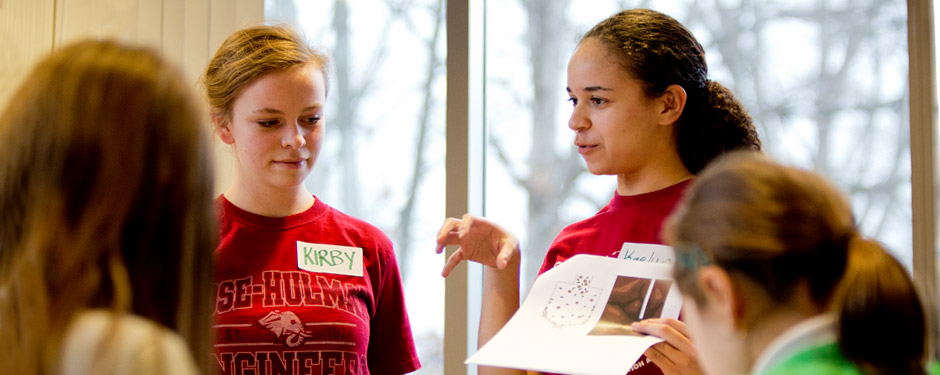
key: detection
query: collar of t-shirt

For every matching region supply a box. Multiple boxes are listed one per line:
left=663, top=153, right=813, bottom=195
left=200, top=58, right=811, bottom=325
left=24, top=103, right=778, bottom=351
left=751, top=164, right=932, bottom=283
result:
left=751, top=313, right=838, bottom=374
left=608, top=179, right=693, bottom=209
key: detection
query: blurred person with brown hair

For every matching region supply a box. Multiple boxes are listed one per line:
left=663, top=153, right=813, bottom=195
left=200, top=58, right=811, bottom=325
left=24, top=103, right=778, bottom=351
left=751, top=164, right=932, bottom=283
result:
left=204, top=24, right=420, bottom=374
left=665, top=151, right=933, bottom=374
left=0, top=39, right=216, bottom=374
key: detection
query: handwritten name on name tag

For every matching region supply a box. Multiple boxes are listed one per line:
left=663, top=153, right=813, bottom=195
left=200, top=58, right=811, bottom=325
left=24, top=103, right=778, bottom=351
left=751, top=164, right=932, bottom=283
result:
left=618, top=242, right=675, bottom=265
left=297, top=242, right=364, bottom=277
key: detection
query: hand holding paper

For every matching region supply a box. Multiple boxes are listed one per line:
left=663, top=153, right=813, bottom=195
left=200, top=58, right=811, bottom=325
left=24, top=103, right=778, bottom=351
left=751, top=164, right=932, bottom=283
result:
left=633, top=318, right=703, bottom=375
left=466, top=253, right=683, bottom=375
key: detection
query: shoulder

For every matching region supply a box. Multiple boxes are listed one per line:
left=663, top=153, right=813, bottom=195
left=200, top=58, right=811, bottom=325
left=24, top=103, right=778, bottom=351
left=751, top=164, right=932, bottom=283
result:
left=59, top=310, right=199, bottom=375
left=546, top=197, right=619, bottom=244
left=317, top=202, right=394, bottom=253
left=767, top=343, right=861, bottom=375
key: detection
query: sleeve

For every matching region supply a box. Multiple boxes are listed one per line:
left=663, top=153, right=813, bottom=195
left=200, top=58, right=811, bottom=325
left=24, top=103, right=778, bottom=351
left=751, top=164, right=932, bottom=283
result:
left=539, top=230, right=572, bottom=275
left=366, top=239, right=421, bottom=374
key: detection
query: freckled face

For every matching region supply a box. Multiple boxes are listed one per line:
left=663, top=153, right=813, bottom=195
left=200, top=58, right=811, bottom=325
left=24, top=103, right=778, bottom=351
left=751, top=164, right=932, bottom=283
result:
left=566, top=38, right=666, bottom=177
left=220, top=64, right=326, bottom=193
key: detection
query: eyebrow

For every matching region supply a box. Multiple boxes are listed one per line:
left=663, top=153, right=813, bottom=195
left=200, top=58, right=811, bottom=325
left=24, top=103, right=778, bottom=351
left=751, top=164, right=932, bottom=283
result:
left=566, top=86, right=613, bottom=93
left=252, top=105, right=321, bottom=114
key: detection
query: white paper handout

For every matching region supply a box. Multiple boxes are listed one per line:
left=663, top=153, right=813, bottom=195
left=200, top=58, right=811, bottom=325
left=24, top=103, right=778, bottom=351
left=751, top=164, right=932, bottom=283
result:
left=466, top=253, right=682, bottom=375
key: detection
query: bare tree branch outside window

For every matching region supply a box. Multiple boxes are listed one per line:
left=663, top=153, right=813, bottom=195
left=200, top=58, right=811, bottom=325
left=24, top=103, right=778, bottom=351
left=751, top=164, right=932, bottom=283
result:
left=487, top=0, right=910, bottom=294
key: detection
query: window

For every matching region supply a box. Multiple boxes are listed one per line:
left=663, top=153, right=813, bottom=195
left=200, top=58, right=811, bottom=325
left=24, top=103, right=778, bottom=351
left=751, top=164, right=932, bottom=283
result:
left=266, top=0, right=935, bottom=373
left=484, top=0, right=913, bottom=296
left=265, top=1, right=446, bottom=373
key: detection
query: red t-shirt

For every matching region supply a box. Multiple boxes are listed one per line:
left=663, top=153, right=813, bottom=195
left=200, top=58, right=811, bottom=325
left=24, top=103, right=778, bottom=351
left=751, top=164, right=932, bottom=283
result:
left=539, top=180, right=692, bottom=375
left=212, top=196, right=420, bottom=375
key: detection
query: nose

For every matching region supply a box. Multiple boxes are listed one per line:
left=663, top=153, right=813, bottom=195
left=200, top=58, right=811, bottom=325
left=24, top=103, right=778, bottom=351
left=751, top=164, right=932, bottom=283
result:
left=281, top=122, right=307, bottom=149
left=568, top=103, right=589, bottom=131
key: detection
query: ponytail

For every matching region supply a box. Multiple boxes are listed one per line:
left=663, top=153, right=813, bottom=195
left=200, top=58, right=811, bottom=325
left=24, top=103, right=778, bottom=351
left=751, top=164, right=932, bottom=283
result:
left=834, top=237, right=927, bottom=374
left=580, top=9, right=762, bottom=174
left=676, top=80, right=761, bottom=174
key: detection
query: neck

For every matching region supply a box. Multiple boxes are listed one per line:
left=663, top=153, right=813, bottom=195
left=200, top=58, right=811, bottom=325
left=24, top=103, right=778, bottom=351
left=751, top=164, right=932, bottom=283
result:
left=743, top=289, right=824, bottom=372
left=616, top=160, right=692, bottom=196
left=224, top=184, right=315, bottom=217
left=745, top=308, right=817, bottom=364
left=615, top=137, right=692, bottom=195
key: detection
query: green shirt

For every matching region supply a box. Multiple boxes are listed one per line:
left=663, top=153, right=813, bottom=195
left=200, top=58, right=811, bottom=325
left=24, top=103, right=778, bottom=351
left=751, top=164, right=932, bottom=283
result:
left=766, top=342, right=859, bottom=375
left=767, top=342, right=940, bottom=375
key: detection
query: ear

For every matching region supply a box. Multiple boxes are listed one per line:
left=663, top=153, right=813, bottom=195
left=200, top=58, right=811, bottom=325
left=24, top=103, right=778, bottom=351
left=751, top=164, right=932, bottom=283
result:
left=697, top=266, right=747, bottom=332
left=212, top=110, right=235, bottom=145
left=657, top=84, right=687, bottom=126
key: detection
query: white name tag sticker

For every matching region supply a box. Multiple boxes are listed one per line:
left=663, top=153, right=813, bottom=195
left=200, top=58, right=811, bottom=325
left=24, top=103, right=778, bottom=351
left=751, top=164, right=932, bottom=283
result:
left=618, top=242, right=675, bottom=265
left=297, top=242, right=364, bottom=277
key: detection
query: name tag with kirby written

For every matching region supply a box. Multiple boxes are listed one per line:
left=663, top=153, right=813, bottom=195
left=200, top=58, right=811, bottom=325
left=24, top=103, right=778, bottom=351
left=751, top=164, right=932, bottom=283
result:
left=297, top=241, right=364, bottom=277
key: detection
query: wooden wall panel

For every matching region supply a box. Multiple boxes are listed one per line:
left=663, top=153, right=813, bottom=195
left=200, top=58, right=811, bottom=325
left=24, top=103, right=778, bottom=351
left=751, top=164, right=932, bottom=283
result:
left=207, top=0, right=264, bottom=195
left=137, top=0, right=163, bottom=49
left=209, top=0, right=236, bottom=55
left=182, top=0, right=211, bottom=85
left=54, top=0, right=138, bottom=46
left=235, top=0, right=264, bottom=29
left=0, top=0, right=55, bottom=110
left=161, top=0, right=184, bottom=68
left=1, top=0, right=262, bottom=195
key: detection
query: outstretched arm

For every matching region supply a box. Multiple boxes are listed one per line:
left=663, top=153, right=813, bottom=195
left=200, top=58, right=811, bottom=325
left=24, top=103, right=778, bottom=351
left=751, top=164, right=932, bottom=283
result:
left=436, top=214, right=526, bottom=375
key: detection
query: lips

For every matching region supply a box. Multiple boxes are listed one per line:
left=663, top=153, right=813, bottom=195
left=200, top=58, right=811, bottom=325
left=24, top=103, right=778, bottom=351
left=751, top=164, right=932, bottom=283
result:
left=575, top=142, right=598, bottom=154
left=273, top=158, right=307, bottom=169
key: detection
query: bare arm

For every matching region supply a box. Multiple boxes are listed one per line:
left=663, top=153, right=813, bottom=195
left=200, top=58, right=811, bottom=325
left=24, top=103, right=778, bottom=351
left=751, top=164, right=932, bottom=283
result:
left=477, top=253, right=524, bottom=375
left=436, top=214, right=526, bottom=375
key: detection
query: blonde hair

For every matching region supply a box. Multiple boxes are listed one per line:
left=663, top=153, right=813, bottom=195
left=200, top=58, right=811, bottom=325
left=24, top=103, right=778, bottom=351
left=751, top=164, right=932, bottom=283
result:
left=0, top=40, right=215, bottom=374
left=666, top=151, right=926, bottom=374
left=203, top=24, right=330, bottom=124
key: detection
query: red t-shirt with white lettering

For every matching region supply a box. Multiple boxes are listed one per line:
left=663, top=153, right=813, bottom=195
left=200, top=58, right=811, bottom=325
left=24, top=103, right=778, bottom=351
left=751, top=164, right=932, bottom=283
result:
left=539, top=180, right=692, bottom=375
left=213, top=196, right=420, bottom=375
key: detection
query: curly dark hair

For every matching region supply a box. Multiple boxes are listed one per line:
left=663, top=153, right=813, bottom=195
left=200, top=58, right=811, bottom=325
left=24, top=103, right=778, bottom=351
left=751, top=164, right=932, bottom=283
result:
left=583, top=9, right=761, bottom=174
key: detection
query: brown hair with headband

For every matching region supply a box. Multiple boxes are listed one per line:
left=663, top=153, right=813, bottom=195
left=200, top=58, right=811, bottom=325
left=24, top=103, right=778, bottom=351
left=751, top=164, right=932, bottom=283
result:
left=665, top=151, right=927, bottom=374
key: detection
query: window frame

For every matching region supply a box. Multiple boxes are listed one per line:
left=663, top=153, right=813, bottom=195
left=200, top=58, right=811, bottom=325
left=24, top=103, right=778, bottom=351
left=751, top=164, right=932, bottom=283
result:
left=907, top=0, right=938, bottom=357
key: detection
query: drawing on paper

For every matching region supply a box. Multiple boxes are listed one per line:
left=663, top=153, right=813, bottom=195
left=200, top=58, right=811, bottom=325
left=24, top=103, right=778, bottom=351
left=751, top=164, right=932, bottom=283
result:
left=589, top=276, right=673, bottom=336
left=542, top=275, right=603, bottom=327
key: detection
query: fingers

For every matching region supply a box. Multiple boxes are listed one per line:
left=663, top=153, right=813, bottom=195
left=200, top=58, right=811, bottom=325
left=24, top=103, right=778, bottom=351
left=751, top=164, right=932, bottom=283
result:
left=436, top=217, right=462, bottom=253
left=631, top=319, right=696, bottom=355
left=644, top=345, right=671, bottom=370
left=441, top=249, right=466, bottom=277
left=644, top=344, right=678, bottom=375
left=645, top=342, right=703, bottom=375
left=634, top=319, right=702, bottom=375
left=495, top=240, right=518, bottom=269
left=457, top=213, right=476, bottom=237
left=659, top=318, right=691, bottom=338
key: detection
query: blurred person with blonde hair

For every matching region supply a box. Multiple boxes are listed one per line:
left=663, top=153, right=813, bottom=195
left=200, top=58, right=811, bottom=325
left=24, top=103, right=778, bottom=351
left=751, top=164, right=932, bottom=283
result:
left=204, top=24, right=420, bottom=374
left=0, top=40, right=216, bottom=374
